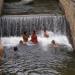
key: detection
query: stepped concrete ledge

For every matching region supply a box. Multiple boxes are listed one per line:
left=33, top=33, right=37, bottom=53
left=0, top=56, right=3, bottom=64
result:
left=5, top=0, right=33, bottom=5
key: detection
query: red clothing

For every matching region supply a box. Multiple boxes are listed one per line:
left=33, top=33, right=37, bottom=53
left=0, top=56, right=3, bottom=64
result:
left=31, top=34, right=38, bottom=44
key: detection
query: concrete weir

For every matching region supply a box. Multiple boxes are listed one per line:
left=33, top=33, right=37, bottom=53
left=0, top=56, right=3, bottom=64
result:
left=59, top=0, right=75, bottom=50
left=0, top=0, right=75, bottom=50
left=0, top=0, right=4, bottom=15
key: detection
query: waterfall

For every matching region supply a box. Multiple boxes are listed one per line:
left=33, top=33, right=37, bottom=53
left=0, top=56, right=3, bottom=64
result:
left=0, top=15, right=67, bottom=37
left=0, top=15, right=73, bottom=75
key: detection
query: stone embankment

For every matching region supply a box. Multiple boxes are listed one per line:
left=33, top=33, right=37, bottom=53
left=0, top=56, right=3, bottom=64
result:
left=59, top=0, right=75, bottom=49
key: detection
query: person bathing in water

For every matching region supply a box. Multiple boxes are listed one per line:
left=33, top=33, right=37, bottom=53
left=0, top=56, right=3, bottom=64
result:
left=22, top=31, right=29, bottom=45
left=44, top=29, right=49, bottom=38
left=50, top=40, right=59, bottom=48
left=31, top=30, right=38, bottom=44
left=19, top=40, right=23, bottom=45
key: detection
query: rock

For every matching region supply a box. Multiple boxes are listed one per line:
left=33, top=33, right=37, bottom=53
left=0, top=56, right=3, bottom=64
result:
left=22, top=0, right=33, bottom=2
left=21, top=0, right=34, bottom=4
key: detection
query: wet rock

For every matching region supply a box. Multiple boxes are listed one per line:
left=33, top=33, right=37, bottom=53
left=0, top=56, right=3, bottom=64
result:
left=21, top=0, right=34, bottom=4
left=17, top=72, right=24, bottom=75
left=9, top=72, right=16, bottom=75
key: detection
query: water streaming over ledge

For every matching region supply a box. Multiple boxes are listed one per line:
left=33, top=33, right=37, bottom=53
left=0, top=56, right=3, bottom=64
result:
left=0, top=15, right=66, bottom=36
left=0, top=15, right=73, bottom=75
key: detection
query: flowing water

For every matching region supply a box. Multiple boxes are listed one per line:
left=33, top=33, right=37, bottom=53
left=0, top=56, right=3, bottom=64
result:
left=0, top=15, right=66, bottom=37
left=1, top=0, right=75, bottom=75
left=0, top=15, right=74, bottom=75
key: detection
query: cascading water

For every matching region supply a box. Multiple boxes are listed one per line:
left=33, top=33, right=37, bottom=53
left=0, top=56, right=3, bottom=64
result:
left=0, top=15, right=66, bottom=36
left=0, top=15, right=73, bottom=75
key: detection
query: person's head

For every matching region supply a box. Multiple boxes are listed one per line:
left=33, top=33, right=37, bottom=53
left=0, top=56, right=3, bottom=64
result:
left=51, top=40, right=55, bottom=44
left=32, top=30, right=36, bottom=34
left=23, top=31, right=27, bottom=35
left=19, top=40, right=23, bottom=44
left=14, top=46, right=18, bottom=51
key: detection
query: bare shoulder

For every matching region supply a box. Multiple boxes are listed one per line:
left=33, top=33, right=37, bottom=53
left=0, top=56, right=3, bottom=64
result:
left=49, top=43, right=59, bottom=48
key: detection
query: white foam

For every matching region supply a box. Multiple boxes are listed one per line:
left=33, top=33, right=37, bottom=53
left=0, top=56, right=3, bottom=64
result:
left=1, top=31, right=72, bottom=48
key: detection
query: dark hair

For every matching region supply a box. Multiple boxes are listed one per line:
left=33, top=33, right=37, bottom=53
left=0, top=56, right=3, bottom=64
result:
left=51, top=40, right=55, bottom=44
left=14, top=46, right=18, bottom=51
left=19, top=40, right=23, bottom=43
left=33, top=30, right=36, bottom=34
left=23, top=31, right=27, bottom=35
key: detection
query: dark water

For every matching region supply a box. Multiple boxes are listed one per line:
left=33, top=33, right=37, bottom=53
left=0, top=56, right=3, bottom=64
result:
left=0, top=14, right=74, bottom=75
left=0, top=32, right=73, bottom=75
left=3, top=0, right=63, bottom=15
left=1, top=0, right=75, bottom=75
left=0, top=42, right=73, bottom=75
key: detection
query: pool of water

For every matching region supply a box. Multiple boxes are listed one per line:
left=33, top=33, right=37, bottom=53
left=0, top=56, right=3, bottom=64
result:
left=0, top=31, right=74, bottom=75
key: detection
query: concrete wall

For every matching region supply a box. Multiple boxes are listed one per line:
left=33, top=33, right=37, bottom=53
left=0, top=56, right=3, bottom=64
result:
left=59, top=0, right=75, bottom=49
left=0, top=0, right=4, bottom=15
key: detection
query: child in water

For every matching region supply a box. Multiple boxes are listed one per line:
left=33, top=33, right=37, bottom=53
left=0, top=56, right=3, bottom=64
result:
left=44, top=29, right=49, bottom=38
left=14, top=46, right=18, bottom=52
left=9, top=46, right=18, bottom=63
left=19, top=40, right=23, bottom=45
left=13, top=46, right=19, bottom=59
left=22, top=31, right=29, bottom=44
left=31, top=30, right=38, bottom=44
left=50, top=40, right=59, bottom=48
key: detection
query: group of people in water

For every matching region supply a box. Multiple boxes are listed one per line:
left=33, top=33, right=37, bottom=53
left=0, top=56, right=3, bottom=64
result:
left=20, top=30, right=58, bottom=47
left=20, top=30, right=49, bottom=45
left=21, top=30, right=38, bottom=44
left=0, top=30, right=59, bottom=62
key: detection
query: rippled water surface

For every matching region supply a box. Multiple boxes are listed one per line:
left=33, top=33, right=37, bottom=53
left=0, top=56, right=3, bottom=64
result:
left=0, top=32, right=74, bottom=75
left=2, top=0, right=75, bottom=75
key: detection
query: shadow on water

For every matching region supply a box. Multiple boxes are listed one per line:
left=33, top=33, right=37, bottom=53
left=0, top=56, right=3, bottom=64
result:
left=58, top=52, right=75, bottom=75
